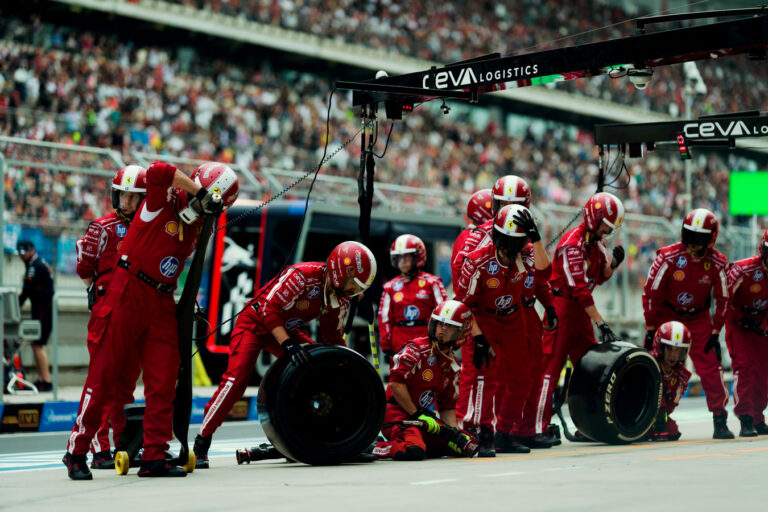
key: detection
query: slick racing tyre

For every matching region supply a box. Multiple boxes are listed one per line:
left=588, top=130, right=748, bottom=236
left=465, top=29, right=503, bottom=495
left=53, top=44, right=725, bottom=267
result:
left=568, top=342, right=662, bottom=444
left=257, top=344, right=385, bottom=465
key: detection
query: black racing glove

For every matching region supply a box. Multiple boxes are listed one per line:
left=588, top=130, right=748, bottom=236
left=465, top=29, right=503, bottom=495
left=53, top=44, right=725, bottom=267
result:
left=86, top=282, right=96, bottom=311
left=704, top=333, right=722, bottom=363
left=283, top=341, right=310, bottom=366
left=195, top=187, right=223, bottom=215
left=543, top=306, right=558, bottom=332
left=511, top=208, right=541, bottom=243
left=610, top=246, right=625, bottom=269
left=596, top=321, right=620, bottom=344
left=644, top=329, right=655, bottom=351
left=472, top=334, right=492, bottom=370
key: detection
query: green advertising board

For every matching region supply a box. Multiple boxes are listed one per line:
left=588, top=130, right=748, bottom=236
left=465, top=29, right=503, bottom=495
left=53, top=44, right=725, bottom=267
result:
left=729, top=171, right=768, bottom=215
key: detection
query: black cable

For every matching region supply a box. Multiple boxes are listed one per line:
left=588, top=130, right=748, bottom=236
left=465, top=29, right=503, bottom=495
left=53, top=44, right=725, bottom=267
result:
left=371, top=122, right=395, bottom=159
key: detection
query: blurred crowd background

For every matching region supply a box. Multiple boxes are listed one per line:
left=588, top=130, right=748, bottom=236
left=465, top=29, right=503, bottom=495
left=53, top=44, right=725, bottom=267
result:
left=1, top=1, right=766, bottom=278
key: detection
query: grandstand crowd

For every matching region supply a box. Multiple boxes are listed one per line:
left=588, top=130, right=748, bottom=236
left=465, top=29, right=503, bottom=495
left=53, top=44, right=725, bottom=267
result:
left=0, top=4, right=764, bottom=236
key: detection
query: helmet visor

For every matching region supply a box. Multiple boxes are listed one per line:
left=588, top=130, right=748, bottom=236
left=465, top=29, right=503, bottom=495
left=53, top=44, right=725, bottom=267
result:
left=682, top=228, right=711, bottom=248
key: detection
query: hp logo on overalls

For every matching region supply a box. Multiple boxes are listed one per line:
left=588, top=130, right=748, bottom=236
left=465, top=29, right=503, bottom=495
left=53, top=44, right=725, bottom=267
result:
left=677, top=292, right=694, bottom=307
left=116, top=224, right=127, bottom=237
left=524, top=274, right=534, bottom=288
left=159, top=257, right=179, bottom=278
left=418, top=390, right=435, bottom=408
left=495, top=295, right=513, bottom=309
left=404, top=305, right=420, bottom=321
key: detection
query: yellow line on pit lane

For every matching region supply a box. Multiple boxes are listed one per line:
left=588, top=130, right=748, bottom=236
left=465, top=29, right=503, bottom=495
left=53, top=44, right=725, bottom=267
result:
left=457, top=436, right=766, bottom=461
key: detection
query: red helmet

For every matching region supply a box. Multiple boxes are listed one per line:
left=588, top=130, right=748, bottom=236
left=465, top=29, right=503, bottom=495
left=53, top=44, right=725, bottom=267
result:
left=178, top=162, right=240, bottom=224
left=583, top=192, right=625, bottom=233
left=492, top=175, right=531, bottom=213
left=390, top=234, right=426, bottom=270
left=428, top=300, right=473, bottom=349
left=681, top=208, right=718, bottom=253
left=466, top=189, right=494, bottom=225
left=492, top=204, right=530, bottom=256
left=327, top=241, right=377, bottom=297
left=111, top=165, right=148, bottom=209
left=652, top=321, right=692, bottom=364
left=760, top=228, right=768, bottom=261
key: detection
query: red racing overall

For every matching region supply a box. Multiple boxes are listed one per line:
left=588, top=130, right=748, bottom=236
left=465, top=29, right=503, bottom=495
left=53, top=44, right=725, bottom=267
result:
left=373, top=337, right=460, bottom=459
left=200, top=263, right=349, bottom=437
left=643, top=242, right=730, bottom=415
left=68, top=164, right=202, bottom=461
left=726, top=256, right=768, bottom=424
left=76, top=212, right=141, bottom=454
left=378, top=271, right=447, bottom=354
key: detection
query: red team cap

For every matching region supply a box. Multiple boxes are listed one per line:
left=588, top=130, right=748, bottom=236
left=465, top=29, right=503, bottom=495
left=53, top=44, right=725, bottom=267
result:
left=681, top=208, right=719, bottom=250
left=178, top=162, right=240, bottom=224
left=327, top=241, right=377, bottom=297
left=652, top=321, right=692, bottom=363
left=428, top=300, right=473, bottom=348
left=491, top=175, right=531, bottom=212
left=389, top=234, right=427, bottom=269
left=466, top=189, right=494, bottom=225
left=111, top=165, right=148, bottom=209
left=583, top=191, right=625, bottom=233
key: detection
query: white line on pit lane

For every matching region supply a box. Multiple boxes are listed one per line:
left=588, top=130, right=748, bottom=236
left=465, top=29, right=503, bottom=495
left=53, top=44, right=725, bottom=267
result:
left=411, top=478, right=460, bottom=485
left=0, top=437, right=268, bottom=474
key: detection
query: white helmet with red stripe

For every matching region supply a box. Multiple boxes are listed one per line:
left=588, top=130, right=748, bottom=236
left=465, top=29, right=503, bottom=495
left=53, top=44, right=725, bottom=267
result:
left=178, top=162, right=240, bottom=224
left=111, top=165, right=148, bottom=210
left=428, top=300, right=473, bottom=349
left=681, top=208, right=718, bottom=254
left=327, top=241, right=377, bottom=298
left=491, top=175, right=531, bottom=213
left=652, top=321, right=692, bottom=364
left=583, top=192, right=625, bottom=233
left=466, top=189, right=494, bottom=225
left=390, top=234, right=426, bottom=270
left=492, top=204, right=530, bottom=256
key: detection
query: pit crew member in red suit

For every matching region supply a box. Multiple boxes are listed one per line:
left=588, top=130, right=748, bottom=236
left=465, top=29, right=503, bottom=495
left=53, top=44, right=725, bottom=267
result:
left=74, top=165, right=147, bottom=469
left=642, top=208, right=733, bottom=439
left=455, top=204, right=551, bottom=457
left=194, top=241, right=377, bottom=468
left=373, top=300, right=474, bottom=460
left=725, top=228, right=768, bottom=437
left=530, top=192, right=626, bottom=442
left=451, top=189, right=494, bottom=287
left=379, top=234, right=447, bottom=358
left=646, top=321, right=692, bottom=441
left=64, top=161, right=239, bottom=480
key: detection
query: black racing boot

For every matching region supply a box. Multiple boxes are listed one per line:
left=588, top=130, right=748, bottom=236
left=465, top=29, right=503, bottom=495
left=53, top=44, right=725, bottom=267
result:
left=477, top=426, right=496, bottom=458
left=494, top=432, right=531, bottom=453
left=62, top=452, right=93, bottom=480
left=193, top=434, right=212, bottom=469
left=713, top=413, right=735, bottom=439
left=515, top=433, right=555, bottom=449
left=137, top=459, right=187, bottom=477
left=754, top=421, right=768, bottom=435
left=738, top=415, right=758, bottom=437
left=90, top=450, right=114, bottom=470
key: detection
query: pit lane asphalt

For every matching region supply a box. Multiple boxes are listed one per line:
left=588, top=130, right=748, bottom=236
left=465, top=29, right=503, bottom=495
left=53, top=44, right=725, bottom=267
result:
left=1, top=397, right=766, bottom=512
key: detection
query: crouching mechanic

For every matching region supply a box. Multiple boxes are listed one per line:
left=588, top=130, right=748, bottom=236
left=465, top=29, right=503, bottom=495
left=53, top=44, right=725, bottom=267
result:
left=63, top=161, right=239, bottom=480
left=373, top=300, right=476, bottom=460
left=74, top=165, right=147, bottom=469
left=646, top=321, right=692, bottom=441
left=194, top=241, right=377, bottom=468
